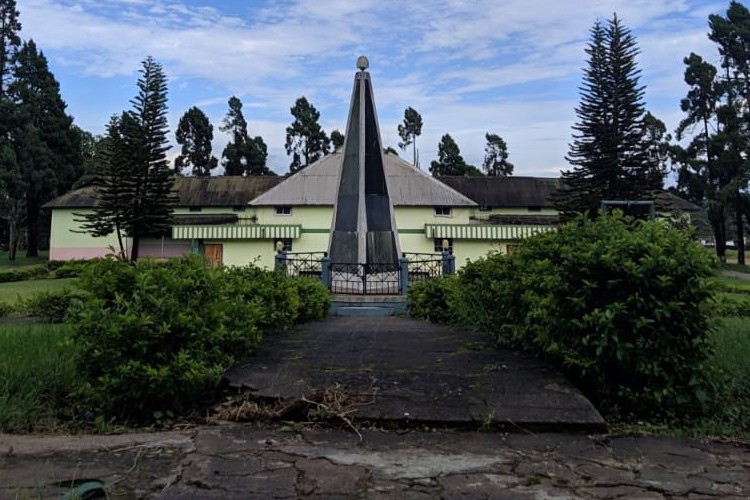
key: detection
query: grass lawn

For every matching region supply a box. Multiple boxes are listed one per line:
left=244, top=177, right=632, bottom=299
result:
left=0, top=323, right=80, bottom=432
left=0, top=278, right=77, bottom=303
left=0, top=250, right=49, bottom=270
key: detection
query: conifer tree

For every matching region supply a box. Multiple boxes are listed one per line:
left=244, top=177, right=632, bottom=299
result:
left=430, top=133, right=470, bottom=177
left=219, top=96, right=270, bottom=176
left=397, top=107, right=423, bottom=167
left=285, top=96, right=330, bottom=173
left=175, top=106, right=217, bottom=176
left=556, top=15, right=663, bottom=216
left=482, top=133, right=514, bottom=176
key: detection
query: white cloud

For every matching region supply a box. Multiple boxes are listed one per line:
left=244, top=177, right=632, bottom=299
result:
left=19, top=0, right=726, bottom=176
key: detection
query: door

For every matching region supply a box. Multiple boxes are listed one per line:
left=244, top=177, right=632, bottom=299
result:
left=204, top=244, right=223, bottom=268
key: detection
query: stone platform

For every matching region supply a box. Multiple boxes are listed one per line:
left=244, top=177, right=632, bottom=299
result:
left=225, top=316, right=605, bottom=430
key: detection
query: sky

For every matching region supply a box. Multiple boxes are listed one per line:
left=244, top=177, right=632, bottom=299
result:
left=18, top=0, right=730, bottom=177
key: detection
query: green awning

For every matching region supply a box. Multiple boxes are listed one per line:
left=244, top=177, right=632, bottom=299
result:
left=425, top=223, right=555, bottom=240
left=172, top=224, right=301, bottom=240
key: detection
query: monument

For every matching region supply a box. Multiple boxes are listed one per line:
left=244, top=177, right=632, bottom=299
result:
left=328, top=57, right=401, bottom=267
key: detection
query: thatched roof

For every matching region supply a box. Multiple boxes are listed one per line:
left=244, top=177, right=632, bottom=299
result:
left=44, top=176, right=284, bottom=209
left=249, top=151, right=477, bottom=207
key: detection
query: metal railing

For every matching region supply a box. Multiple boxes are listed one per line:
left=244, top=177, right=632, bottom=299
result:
left=329, top=262, right=401, bottom=295
left=402, top=252, right=443, bottom=285
left=284, top=252, right=326, bottom=279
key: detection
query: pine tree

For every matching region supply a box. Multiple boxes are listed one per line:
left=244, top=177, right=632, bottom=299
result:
left=482, top=133, right=513, bottom=176
left=9, top=39, right=82, bottom=257
left=175, top=106, right=217, bottom=176
left=219, top=96, right=270, bottom=176
left=397, top=107, right=423, bottom=167
left=125, top=56, right=175, bottom=262
left=330, top=129, right=344, bottom=150
left=430, top=133, right=470, bottom=177
left=285, top=96, right=330, bottom=173
left=556, top=15, right=663, bottom=216
left=0, top=0, right=20, bottom=98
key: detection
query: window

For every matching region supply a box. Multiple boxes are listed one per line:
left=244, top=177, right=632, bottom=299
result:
left=527, top=206, right=542, bottom=212
left=479, top=205, right=492, bottom=212
left=434, top=206, right=452, bottom=217
left=274, top=238, right=293, bottom=252
left=189, top=206, right=202, bottom=212
left=434, top=238, right=453, bottom=253
left=276, top=206, right=292, bottom=216
left=233, top=206, right=246, bottom=212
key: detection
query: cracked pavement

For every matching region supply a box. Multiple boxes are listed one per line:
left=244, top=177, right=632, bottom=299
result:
left=2, top=426, right=748, bottom=499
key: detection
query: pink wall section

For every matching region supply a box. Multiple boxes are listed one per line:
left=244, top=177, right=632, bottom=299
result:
left=49, top=242, right=191, bottom=261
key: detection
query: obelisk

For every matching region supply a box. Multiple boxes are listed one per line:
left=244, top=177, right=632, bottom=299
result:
left=328, top=57, right=400, bottom=266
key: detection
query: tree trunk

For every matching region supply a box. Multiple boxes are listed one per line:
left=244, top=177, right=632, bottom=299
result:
left=736, top=192, right=745, bottom=265
left=130, top=234, right=140, bottom=262
left=25, top=198, right=39, bottom=258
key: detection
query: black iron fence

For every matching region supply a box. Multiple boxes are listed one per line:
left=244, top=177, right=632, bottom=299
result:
left=329, top=262, right=401, bottom=295
left=275, top=251, right=453, bottom=295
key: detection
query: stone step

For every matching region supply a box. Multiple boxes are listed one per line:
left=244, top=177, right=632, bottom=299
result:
left=332, top=306, right=400, bottom=317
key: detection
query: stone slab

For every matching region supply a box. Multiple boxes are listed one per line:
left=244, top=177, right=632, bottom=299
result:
left=224, top=316, right=605, bottom=430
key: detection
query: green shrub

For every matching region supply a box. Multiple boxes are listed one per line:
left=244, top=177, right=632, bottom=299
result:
left=0, top=302, right=15, bottom=318
left=71, top=256, right=265, bottom=422
left=20, top=289, right=86, bottom=323
left=407, top=277, right=459, bottom=324
left=710, top=293, right=750, bottom=317
left=51, top=260, right=90, bottom=279
left=290, top=277, right=331, bottom=323
left=223, top=266, right=300, bottom=333
left=459, top=214, right=716, bottom=420
left=0, top=266, right=49, bottom=283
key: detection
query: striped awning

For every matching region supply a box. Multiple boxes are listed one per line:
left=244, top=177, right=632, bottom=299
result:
left=172, top=224, right=301, bottom=240
left=425, top=223, right=555, bottom=240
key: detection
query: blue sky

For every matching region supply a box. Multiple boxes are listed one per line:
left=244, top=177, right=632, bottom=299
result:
left=20, top=0, right=727, bottom=177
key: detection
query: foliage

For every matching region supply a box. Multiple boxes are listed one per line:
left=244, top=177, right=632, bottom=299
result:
left=20, top=288, right=84, bottom=323
left=556, top=14, right=663, bottom=216
left=289, top=277, right=331, bottom=323
left=482, top=133, right=513, bottom=176
left=0, top=265, right=48, bottom=282
left=407, top=277, right=458, bottom=324
left=430, top=133, right=474, bottom=177
left=0, top=323, right=79, bottom=432
left=0, top=277, right=77, bottom=303
left=285, top=96, right=330, bottom=173
left=456, top=215, right=716, bottom=420
left=77, top=57, right=177, bottom=262
left=0, top=300, right=14, bottom=317
left=674, top=3, right=750, bottom=264
left=0, top=0, right=21, bottom=97
left=330, top=129, right=345, bottom=150
left=397, top=106, right=423, bottom=167
left=6, top=39, right=83, bottom=258
left=219, top=96, right=271, bottom=176
left=175, top=106, right=217, bottom=176
left=69, top=257, right=330, bottom=423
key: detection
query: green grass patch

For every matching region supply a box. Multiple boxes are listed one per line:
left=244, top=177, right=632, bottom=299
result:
left=0, top=278, right=77, bottom=304
left=0, top=323, right=80, bottom=432
left=0, top=251, right=49, bottom=270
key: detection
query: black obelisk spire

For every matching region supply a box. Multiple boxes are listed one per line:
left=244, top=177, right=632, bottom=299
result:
left=328, top=56, right=400, bottom=265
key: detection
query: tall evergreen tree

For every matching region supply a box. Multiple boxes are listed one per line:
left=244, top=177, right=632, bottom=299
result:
left=125, top=56, right=175, bottom=262
left=9, top=39, right=82, bottom=257
left=0, top=0, right=21, bottom=259
left=175, top=106, right=217, bottom=176
left=556, top=15, right=663, bottom=216
left=219, top=96, right=270, bottom=176
left=397, top=106, right=423, bottom=167
left=0, top=0, right=20, bottom=97
left=285, top=96, right=330, bottom=173
left=430, top=133, right=470, bottom=177
left=482, top=133, right=514, bottom=176
left=77, top=114, right=132, bottom=258
left=706, top=1, right=750, bottom=264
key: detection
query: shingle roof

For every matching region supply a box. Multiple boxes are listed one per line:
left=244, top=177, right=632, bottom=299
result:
left=439, top=176, right=560, bottom=208
left=43, top=176, right=284, bottom=209
left=249, top=151, right=477, bottom=207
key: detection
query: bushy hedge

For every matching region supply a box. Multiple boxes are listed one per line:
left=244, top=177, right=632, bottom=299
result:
left=0, top=266, right=48, bottom=283
left=290, top=277, right=332, bottom=323
left=70, top=256, right=330, bottom=423
left=407, top=277, right=458, bottom=324
left=20, top=289, right=85, bottom=323
left=449, top=215, right=716, bottom=420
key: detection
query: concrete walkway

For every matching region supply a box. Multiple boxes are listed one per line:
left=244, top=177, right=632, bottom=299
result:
left=2, top=427, right=748, bottom=498
left=225, top=316, right=604, bottom=430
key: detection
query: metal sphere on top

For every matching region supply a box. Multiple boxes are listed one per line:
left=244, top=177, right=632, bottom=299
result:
left=356, top=56, right=369, bottom=71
